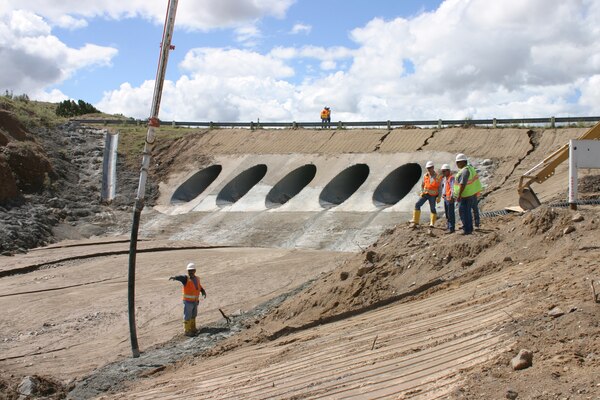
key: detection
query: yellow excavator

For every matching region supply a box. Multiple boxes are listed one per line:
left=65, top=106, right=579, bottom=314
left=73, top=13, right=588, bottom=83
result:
left=518, top=120, right=600, bottom=210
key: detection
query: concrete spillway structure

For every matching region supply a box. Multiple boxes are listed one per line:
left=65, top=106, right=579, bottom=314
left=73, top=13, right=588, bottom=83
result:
left=144, top=125, right=559, bottom=250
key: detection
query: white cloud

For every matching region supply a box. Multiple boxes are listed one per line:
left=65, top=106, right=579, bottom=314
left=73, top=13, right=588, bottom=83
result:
left=0, top=10, right=117, bottom=96
left=290, top=23, right=311, bottom=35
left=234, top=25, right=262, bottom=46
left=320, top=60, right=337, bottom=71
left=98, top=0, right=600, bottom=121
left=180, top=48, right=294, bottom=79
left=55, top=14, right=88, bottom=30
left=3, top=0, right=295, bottom=31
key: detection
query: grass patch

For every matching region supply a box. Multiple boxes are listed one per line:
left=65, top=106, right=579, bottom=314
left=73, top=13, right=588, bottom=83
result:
left=0, top=97, right=66, bottom=129
left=103, top=125, right=200, bottom=167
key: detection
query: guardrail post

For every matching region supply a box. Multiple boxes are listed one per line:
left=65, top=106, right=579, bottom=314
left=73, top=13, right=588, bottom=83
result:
left=250, top=121, right=254, bottom=131
left=209, top=121, right=214, bottom=129
left=337, top=121, right=342, bottom=129
left=493, top=118, right=497, bottom=128
left=437, top=119, right=442, bottom=129
left=387, top=120, right=391, bottom=130
left=171, top=120, right=176, bottom=127
left=292, top=121, right=297, bottom=129
left=550, top=116, right=555, bottom=128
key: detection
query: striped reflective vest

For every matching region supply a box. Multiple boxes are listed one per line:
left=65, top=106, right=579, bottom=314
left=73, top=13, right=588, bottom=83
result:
left=183, top=276, right=202, bottom=302
left=443, top=174, right=454, bottom=200
left=453, top=165, right=482, bottom=198
left=422, top=173, right=442, bottom=196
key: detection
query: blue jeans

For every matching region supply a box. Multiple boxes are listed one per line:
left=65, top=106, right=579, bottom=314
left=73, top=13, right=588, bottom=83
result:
left=415, top=194, right=437, bottom=214
left=473, top=197, right=480, bottom=227
left=183, top=301, right=198, bottom=321
left=459, top=195, right=477, bottom=234
left=444, top=199, right=455, bottom=232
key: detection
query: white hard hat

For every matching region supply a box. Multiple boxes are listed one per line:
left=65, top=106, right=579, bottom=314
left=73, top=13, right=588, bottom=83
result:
left=455, top=153, right=468, bottom=162
left=425, top=161, right=434, bottom=168
left=186, top=262, right=196, bottom=271
left=441, top=164, right=450, bottom=170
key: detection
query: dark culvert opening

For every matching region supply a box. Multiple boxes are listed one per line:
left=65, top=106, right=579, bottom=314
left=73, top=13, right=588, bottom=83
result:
left=373, top=163, right=422, bottom=207
left=171, top=165, right=222, bottom=204
left=216, top=164, right=268, bottom=206
left=266, top=164, right=317, bottom=208
left=319, top=164, right=370, bottom=208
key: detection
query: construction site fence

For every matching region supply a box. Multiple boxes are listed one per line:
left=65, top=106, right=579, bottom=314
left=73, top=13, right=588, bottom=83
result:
left=74, top=116, right=600, bottom=130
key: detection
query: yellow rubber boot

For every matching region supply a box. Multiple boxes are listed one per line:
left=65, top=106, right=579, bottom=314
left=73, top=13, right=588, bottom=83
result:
left=411, top=210, right=421, bottom=225
left=190, top=318, right=198, bottom=334
left=430, top=213, right=437, bottom=227
left=184, top=320, right=194, bottom=337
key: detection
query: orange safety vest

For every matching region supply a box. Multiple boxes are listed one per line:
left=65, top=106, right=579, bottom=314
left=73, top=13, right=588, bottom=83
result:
left=444, top=174, right=454, bottom=200
left=422, top=173, right=442, bottom=196
left=321, top=109, right=329, bottom=119
left=182, top=276, right=202, bottom=302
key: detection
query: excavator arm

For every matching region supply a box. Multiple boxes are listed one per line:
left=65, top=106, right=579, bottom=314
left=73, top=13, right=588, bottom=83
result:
left=518, top=121, right=600, bottom=210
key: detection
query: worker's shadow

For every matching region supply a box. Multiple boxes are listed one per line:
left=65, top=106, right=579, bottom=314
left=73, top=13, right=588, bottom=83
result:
left=197, top=326, right=230, bottom=335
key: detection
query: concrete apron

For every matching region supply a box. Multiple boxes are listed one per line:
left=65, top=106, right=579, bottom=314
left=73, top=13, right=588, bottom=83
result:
left=149, top=152, right=456, bottom=251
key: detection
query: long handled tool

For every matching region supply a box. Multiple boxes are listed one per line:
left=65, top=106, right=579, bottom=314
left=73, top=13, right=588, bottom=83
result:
left=128, top=0, right=179, bottom=358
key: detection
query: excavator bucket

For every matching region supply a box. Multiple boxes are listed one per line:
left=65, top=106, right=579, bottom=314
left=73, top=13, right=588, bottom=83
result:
left=519, top=187, right=542, bottom=210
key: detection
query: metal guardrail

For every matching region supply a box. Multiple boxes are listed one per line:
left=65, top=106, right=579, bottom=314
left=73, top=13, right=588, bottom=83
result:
left=73, top=116, right=600, bottom=130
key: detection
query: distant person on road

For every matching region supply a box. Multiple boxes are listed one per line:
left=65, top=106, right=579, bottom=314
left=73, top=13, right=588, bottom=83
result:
left=454, top=153, right=482, bottom=235
left=411, top=161, right=442, bottom=227
left=169, top=262, right=206, bottom=336
left=320, top=107, right=331, bottom=128
left=440, top=164, right=456, bottom=233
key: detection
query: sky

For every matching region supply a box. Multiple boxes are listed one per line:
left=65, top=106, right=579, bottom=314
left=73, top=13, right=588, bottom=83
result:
left=1, top=0, right=600, bottom=122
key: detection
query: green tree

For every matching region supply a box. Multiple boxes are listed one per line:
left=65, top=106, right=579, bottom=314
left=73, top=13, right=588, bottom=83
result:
left=56, top=99, right=100, bottom=117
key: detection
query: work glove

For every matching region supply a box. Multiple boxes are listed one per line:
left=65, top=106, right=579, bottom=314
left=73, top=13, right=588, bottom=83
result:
left=168, top=276, right=174, bottom=281
left=201, top=289, right=207, bottom=299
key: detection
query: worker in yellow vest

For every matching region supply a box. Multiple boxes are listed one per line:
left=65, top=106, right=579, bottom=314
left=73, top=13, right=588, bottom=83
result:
left=412, top=161, right=442, bottom=227
left=453, top=153, right=483, bottom=235
left=440, top=164, right=456, bottom=233
left=169, top=262, right=207, bottom=336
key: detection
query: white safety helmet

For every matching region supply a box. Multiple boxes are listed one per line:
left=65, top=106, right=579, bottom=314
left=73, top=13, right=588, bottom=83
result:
left=455, top=153, right=468, bottom=162
left=186, top=262, right=196, bottom=271
left=441, top=164, right=450, bottom=171
left=425, top=161, right=434, bottom=168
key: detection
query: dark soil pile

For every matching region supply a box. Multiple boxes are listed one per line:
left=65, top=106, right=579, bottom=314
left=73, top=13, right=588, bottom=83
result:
left=0, top=374, right=67, bottom=400
left=0, top=111, right=159, bottom=255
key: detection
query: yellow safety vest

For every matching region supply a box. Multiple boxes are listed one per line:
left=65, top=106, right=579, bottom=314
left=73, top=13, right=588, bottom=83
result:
left=453, top=165, right=482, bottom=198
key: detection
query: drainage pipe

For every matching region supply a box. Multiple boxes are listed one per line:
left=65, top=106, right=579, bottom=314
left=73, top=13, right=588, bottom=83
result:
left=128, top=0, right=178, bottom=358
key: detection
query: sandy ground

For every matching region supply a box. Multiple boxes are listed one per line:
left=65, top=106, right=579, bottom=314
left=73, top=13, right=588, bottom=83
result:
left=0, top=240, right=349, bottom=381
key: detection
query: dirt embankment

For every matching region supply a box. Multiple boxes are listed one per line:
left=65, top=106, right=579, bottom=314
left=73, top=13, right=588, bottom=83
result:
left=185, top=204, right=599, bottom=398
left=0, top=109, right=161, bottom=255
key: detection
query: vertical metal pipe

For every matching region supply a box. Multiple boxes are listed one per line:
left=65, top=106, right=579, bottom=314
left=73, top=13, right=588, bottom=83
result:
left=568, top=140, right=577, bottom=210
left=128, top=0, right=179, bottom=358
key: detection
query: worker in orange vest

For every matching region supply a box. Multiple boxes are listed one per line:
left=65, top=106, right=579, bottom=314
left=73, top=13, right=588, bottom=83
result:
left=169, top=262, right=207, bottom=336
left=440, top=164, right=456, bottom=233
left=411, top=161, right=442, bottom=227
left=320, top=107, right=331, bottom=128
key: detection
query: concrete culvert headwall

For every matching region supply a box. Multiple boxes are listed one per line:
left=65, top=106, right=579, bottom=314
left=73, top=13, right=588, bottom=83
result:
left=319, top=163, right=370, bottom=208
left=216, top=164, right=268, bottom=206
left=171, top=165, right=222, bottom=204
left=266, top=164, right=317, bottom=208
left=372, top=163, right=422, bottom=207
